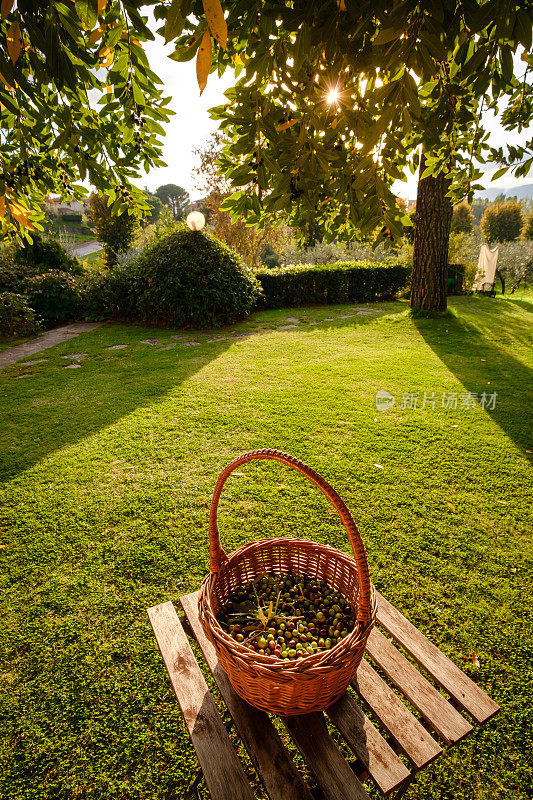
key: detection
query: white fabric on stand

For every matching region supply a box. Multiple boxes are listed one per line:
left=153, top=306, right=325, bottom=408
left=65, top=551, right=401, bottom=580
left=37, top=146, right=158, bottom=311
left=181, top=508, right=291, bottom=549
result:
left=473, top=244, right=499, bottom=290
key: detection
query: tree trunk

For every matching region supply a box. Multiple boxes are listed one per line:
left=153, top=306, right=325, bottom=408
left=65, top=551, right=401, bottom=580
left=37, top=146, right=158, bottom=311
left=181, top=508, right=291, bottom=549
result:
left=496, top=268, right=505, bottom=294
left=410, top=153, right=453, bottom=311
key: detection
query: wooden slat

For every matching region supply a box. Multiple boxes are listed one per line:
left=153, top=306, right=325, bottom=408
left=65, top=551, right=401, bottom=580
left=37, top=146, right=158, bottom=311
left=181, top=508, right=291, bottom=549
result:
left=147, top=602, right=255, bottom=800
left=354, top=659, right=442, bottom=771
left=376, top=593, right=500, bottom=724
left=285, top=712, right=371, bottom=800
left=180, top=592, right=313, bottom=800
left=366, top=627, right=472, bottom=745
left=326, top=692, right=411, bottom=796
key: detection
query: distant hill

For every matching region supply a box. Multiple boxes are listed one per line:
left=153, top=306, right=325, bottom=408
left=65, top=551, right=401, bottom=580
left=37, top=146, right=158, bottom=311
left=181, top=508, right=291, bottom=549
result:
left=475, top=183, right=533, bottom=201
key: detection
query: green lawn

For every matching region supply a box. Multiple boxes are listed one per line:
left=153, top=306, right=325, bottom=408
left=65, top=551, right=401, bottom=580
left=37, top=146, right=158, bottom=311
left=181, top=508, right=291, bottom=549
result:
left=0, top=297, right=531, bottom=800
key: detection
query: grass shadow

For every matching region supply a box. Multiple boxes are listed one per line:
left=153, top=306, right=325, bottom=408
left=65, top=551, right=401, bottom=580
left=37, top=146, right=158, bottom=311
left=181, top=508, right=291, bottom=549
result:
left=412, top=299, right=533, bottom=455
left=0, top=323, right=233, bottom=481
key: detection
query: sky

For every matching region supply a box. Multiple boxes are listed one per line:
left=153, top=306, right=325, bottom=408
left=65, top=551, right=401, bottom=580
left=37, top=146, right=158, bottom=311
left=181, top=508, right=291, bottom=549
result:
left=140, top=36, right=531, bottom=202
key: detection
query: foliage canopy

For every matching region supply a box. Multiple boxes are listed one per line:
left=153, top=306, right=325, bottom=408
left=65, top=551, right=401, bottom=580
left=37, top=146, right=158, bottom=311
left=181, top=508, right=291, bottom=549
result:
left=0, top=0, right=172, bottom=238
left=167, top=0, right=532, bottom=245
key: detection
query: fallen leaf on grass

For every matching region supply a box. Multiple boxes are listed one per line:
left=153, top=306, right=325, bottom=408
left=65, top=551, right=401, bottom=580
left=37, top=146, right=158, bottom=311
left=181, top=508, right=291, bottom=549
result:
left=232, top=472, right=245, bottom=477
left=374, top=463, right=384, bottom=469
left=472, top=652, right=480, bottom=668
left=510, top=567, right=517, bottom=573
left=446, top=502, right=456, bottom=512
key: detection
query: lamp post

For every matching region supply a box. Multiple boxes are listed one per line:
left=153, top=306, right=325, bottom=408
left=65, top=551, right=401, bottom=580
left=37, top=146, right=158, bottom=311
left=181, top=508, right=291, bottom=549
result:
left=186, top=211, right=205, bottom=232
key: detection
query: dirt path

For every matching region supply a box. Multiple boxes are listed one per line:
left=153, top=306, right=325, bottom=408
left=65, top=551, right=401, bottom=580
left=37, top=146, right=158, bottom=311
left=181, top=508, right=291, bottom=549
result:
left=0, top=322, right=101, bottom=370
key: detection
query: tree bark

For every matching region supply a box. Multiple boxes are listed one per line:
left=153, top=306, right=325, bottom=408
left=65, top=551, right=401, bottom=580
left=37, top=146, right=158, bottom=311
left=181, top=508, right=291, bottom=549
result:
left=410, top=153, right=453, bottom=311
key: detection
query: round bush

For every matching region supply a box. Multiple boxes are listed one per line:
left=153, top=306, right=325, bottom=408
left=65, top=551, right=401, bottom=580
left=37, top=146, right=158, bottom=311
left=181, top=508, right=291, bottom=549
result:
left=26, top=271, right=85, bottom=327
left=0, top=292, right=41, bottom=337
left=126, top=227, right=261, bottom=327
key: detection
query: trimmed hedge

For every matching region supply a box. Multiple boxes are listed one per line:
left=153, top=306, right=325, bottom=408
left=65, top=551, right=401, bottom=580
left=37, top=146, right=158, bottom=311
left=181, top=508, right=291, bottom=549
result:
left=255, top=261, right=410, bottom=308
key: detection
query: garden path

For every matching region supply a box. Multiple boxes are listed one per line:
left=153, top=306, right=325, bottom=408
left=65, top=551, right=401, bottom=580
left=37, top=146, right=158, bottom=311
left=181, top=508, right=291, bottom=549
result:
left=0, top=322, right=101, bottom=370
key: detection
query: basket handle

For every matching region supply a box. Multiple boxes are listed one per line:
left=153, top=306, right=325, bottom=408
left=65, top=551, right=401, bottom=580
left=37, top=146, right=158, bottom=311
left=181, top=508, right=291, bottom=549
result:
left=209, top=449, right=372, bottom=625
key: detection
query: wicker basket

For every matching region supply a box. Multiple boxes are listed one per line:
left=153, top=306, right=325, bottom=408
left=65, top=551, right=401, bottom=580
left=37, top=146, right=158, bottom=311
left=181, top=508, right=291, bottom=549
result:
left=198, top=449, right=376, bottom=716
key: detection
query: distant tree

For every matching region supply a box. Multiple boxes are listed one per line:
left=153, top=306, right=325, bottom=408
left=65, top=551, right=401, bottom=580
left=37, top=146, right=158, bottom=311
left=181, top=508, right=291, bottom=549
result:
left=87, top=194, right=139, bottom=267
left=451, top=203, right=475, bottom=234
left=142, top=192, right=164, bottom=226
left=193, top=135, right=289, bottom=268
left=471, top=198, right=489, bottom=223
left=522, top=211, right=533, bottom=240
left=155, top=185, right=190, bottom=220
left=481, top=201, right=524, bottom=243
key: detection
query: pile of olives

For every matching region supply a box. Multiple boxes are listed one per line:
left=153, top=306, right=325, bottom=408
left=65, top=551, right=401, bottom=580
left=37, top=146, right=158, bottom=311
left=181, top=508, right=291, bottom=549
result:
left=217, top=572, right=356, bottom=660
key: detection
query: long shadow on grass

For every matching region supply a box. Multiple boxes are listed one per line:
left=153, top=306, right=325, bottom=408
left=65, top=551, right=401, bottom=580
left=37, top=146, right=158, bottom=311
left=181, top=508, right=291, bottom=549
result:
left=413, top=306, right=533, bottom=454
left=0, top=327, right=233, bottom=481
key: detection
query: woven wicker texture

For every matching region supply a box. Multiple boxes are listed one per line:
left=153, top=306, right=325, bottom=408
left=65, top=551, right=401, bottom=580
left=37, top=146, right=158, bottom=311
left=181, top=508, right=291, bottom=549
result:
left=198, top=449, right=377, bottom=716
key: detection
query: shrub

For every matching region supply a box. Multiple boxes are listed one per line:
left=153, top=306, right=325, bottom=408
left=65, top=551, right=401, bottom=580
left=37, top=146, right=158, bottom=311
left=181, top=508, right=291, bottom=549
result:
left=14, top=234, right=83, bottom=276
left=87, top=226, right=261, bottom=327
left=255, top=261, right=410, bottom=308
left=126, top=227, right=261, bottom=327
left=26, top=271, right=85, bottom=326
left=87, top=193, right=139, bottom=267
left=481, top=200, right=524, bottom=242
left=0, top=247, right=29, bottom=293
left=83, top=265, right=135, bottom=321
left=0, top=292, right=41, bottom=337
left=60, top=213, right=83, bottom=223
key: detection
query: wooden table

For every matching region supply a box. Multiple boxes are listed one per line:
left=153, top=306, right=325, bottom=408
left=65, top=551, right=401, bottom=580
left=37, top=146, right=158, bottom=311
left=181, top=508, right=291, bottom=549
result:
left=148, top=592, right=499, bottom=800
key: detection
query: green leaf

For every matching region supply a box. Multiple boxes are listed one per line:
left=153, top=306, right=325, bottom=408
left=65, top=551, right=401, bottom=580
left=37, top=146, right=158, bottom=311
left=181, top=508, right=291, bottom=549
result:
left=500, top=45, right=513, bottom=85
left=165, top=0, right=185, bottom=44
left=490, top=166, right=509, bottom=181
left=373, top=28, right=400, bottom=46
left=75, top=0, right=99, bottom=31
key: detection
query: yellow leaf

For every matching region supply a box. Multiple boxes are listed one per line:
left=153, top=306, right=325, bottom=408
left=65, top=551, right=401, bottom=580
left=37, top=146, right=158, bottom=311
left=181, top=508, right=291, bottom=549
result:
left=88, top=26, right=105, bottom=44
left=98, top=0, right=107, bottom=12
left=331, top=117, right=338, bottom=129
left=276, top=118, right=297, bottom=131
left=196, top=30, right=212, bottom=95
left=202, top=0, right=227, bottom=50
left=337, top=0, right=346, bottom=9
left=1, top=0, right=14, bottom=20
left=99, top=45, right=114, bottom=67
left=0, top=196, right=5, bottom=217
left=446, top=501, right=456, bottom=512
left=9, top=203, right=34, bottom=230
left=6, top=21, right=22, bottom=64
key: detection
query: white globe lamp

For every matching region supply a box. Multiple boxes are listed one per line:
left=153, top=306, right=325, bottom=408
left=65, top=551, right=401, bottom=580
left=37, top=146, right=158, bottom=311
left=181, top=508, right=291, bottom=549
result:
left=186, top=211, right=205, bottom=232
